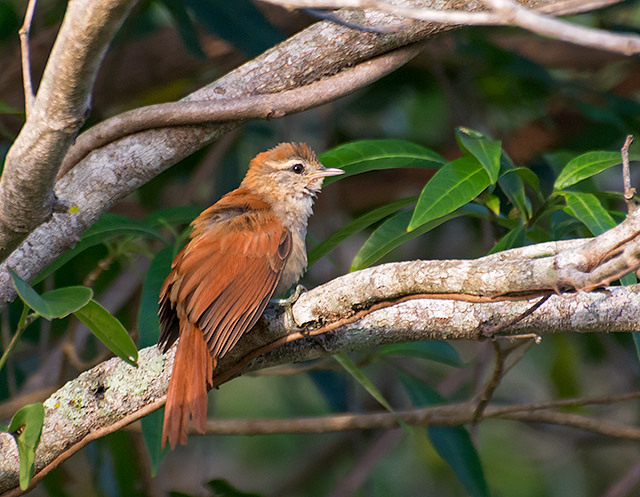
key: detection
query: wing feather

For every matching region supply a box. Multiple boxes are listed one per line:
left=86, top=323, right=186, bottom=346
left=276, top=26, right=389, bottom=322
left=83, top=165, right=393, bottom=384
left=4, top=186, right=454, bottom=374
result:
left=158, top=189, right=292, bottom=361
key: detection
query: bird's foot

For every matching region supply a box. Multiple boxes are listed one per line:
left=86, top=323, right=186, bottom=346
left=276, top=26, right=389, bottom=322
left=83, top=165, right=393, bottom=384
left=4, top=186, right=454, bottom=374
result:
left=270, top=285, right=307, bottom=331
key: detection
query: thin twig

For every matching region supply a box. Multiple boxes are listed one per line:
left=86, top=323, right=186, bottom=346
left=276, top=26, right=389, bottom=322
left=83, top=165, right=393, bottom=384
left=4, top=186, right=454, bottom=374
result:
left=621, top=135, right=636, bottom=213
left=480, top=0, right=640, bottom=55
left=18, top=0, right=38, bottom=116
left=264, top=0, right=640, bottom=55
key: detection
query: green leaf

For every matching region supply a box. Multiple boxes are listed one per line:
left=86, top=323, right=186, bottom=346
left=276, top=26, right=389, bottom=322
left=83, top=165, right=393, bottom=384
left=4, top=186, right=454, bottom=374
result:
left=319, top=139, right=446, bottom=185
left=509, top=167, right=541, bottom=193
left=10, top=269, right=94, bottom=320
left=141, top=409, right=169, bottom=476
left=455, top=128, right=502, bottom=183
left=138, top=246, right=174, bottom=348
left=352, top=205, right=488, bottom=271
left=9, top=269, right=51, bottom=319
left=408, top=157, right=492, bottom=231
left=308, top=197, right=417, bottom=266
left=554, top=151, right=640, bottom=191
left=7, top=403, right=45, bottom=490
left=333, top=353, right=409, bottom=430
left=488, top=224, right=527, bottom=254
left=35, top=214, right=164, bottom=284
left=499, top=155, right=532, bottom=219
left=207, top=479, right=265, bottom=497
left=399, top=373, right=489, bottom=497
left=561, top=191, right=616, bottom=236
left=378, top=342, right=463, bottom=367
left=74, top=300, right=138, bottom=366
left=144, top=205, right=202, bottom=230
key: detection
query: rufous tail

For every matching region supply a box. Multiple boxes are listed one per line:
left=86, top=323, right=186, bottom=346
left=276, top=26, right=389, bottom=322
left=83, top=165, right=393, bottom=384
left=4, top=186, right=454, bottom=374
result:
left=162, top=322, right=214, bottom=450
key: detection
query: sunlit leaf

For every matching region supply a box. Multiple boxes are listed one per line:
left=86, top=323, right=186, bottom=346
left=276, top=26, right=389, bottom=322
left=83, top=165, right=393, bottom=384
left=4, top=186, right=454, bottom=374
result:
left=319, top=139, right=446, bottom=185
left=7, top=403, right=45, bottom=490
left=352, top=205, right=488, bottom=271
left=74, top=300, right=138, bottom=366
left=554, top=151, right=640, bottom=191
left=561, top=191, right=616, bottom=236
left=308, top=197, right=417, bottom=266
left=455, top=128, right=501, bottom=183
left=408, top=157, right=491, bottom=231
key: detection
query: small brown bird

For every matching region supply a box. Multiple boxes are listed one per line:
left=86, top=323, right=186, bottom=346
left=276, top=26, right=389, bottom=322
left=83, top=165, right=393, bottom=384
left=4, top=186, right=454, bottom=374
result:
left=158, top=143, right=343, bottom=449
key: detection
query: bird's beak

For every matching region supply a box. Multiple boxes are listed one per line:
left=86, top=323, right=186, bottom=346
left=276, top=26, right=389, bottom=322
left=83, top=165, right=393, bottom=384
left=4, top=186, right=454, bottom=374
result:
left=307, top=167, right=344, bottom=180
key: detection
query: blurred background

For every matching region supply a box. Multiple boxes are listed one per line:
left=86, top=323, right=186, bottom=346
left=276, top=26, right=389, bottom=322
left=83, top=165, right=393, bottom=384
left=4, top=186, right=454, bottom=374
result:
left=1, top=0, right=640, bottom=496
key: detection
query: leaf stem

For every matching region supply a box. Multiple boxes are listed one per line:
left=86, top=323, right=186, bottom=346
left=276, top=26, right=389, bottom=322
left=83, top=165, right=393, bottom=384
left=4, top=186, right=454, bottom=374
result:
left=0, top=306, right=34, bottom=372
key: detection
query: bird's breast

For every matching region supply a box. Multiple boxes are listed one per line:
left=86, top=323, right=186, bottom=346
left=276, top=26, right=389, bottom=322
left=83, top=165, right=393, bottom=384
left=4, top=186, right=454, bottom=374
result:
left=277, top=227, right=307, bottom=294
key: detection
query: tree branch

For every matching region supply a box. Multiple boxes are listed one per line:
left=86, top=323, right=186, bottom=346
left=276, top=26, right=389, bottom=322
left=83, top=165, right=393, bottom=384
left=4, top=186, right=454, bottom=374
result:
left=267, top=0, right=640, bottom=54
left=0, top=0, right=138, bottom=259
left=0, top=0, right=598, bottom=306
left=57, top=44, right=422, bottom=178
left=1, top=276, right=640, bottom=494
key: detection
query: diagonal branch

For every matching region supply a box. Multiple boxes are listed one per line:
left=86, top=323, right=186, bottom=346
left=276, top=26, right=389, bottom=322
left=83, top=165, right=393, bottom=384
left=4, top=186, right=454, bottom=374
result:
left=0, top=0, right=139, bottom=260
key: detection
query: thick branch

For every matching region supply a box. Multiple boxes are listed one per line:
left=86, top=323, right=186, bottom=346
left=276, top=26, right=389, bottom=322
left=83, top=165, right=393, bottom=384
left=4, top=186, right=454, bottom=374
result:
left=0, top=0, right=580, bottom=305
left=0, top=0, right=138, bottom=259
left=1, top=280, right=640, bottom=494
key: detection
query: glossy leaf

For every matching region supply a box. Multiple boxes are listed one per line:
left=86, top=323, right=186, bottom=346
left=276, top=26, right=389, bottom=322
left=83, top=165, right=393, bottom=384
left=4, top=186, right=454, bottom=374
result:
left=74, top=300, right=138, bottom=366
left=561, top=191, right=616, bottom=236
left=378, top=341, right=463, bottom=367
left=455, top=128, right=501, bottom=183
left=554, top=151, right=639, bottom=191
left=400, top=372, right=489, bottom=497
left=352, top=205, right=488, bottom=271
left=408, top=157, right=491, bottom=231
left=7, top=403, right=45, bottom=490
left=35, top=214, right=164, bottom=284
left=319, top=139, right=446, bottom=185
left=308, top=196, right=417, bottom=266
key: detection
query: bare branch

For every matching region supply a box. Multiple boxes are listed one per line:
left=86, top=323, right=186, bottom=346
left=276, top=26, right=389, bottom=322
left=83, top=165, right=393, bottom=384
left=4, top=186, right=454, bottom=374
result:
left=1, top=282, right=640, bottom=495
left=57, top=44, right=422, bottom=178
left=18, top=0, right=37, bottom=116
left=480, top=0, right=640, bottom=55
left=0, top=0, right=139, bottom=260
left=265, top=0, right=640, bottom=55
left=622, top=135, right=636, bottom=212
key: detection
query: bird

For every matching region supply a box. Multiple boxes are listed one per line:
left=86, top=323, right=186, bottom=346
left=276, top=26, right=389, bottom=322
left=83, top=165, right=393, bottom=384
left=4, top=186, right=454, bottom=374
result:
left=157, top=142, right=343, bottom=449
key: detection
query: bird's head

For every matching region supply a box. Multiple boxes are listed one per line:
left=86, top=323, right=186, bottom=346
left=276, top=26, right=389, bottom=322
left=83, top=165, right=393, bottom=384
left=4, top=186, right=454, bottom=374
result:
left=242, top=143, right=343, bottom=203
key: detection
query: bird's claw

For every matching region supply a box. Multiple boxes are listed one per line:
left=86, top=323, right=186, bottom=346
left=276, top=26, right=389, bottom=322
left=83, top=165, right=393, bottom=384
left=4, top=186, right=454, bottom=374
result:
left=271, top=285, right=307, bottom=331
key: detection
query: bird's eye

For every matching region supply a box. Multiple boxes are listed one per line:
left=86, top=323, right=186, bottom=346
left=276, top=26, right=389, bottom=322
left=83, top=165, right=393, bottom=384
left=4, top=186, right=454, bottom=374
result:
left=291, top=163, right=305, bottom=174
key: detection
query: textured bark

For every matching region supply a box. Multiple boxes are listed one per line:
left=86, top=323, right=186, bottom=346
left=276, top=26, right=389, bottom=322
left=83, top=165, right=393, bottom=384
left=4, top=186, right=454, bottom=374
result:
left=1, top=0, right=567, bottom=305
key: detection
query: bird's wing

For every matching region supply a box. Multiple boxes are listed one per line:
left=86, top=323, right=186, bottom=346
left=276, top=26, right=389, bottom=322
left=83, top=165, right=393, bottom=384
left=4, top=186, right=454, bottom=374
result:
left=158, top=191, right=291, bottom=359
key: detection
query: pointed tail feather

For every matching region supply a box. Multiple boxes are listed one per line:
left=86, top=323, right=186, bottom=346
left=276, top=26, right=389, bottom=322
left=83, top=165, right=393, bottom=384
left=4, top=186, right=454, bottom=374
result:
left=162, top=322, right=215, bottom=450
